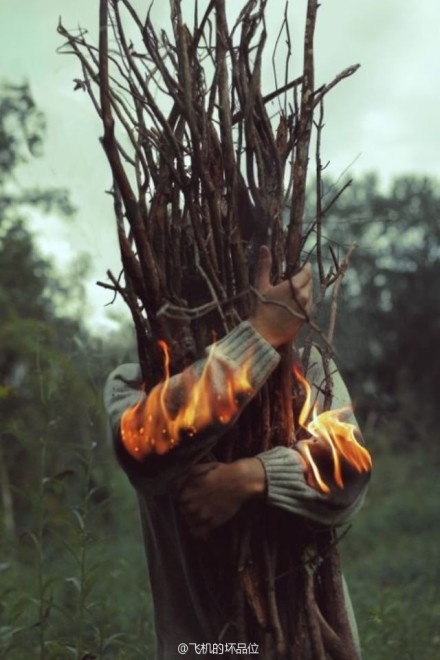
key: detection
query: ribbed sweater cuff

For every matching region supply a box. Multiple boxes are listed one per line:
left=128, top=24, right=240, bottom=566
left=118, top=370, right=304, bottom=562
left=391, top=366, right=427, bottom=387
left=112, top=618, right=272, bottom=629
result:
left=257, top=446, right=367, bottom=526
left=213, top=321, right=280, bottom=389
left=257, top=446, right=312, bottom=504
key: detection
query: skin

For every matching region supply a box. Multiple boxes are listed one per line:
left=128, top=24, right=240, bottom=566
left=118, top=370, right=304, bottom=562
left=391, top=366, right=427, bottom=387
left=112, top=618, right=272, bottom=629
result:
left=175, top=245, right=313, bottom=539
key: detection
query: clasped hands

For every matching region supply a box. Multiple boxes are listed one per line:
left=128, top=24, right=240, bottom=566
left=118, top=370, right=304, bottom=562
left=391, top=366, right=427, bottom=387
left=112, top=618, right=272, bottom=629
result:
left=173, top=458, right=265, bottom=539
left=174, top=246, right=313, bottom=538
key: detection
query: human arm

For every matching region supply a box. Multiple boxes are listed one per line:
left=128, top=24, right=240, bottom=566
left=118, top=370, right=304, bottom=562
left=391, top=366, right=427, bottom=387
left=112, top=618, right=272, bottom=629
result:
left=104, top=322, right=280, bottom=496
left=176, top=347, right=371, bottom=536
left=173, top=458, right=265, bottom=538
left=104, top=246, right=312, bottom=496
left=257, top=347, right=371, bottom=526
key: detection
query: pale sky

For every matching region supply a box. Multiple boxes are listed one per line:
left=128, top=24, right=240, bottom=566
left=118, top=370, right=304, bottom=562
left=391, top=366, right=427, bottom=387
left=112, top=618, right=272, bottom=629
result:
left=1, top=0, right=439, bottom=330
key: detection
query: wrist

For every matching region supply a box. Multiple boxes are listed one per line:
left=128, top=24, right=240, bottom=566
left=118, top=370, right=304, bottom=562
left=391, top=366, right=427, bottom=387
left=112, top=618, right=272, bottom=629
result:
left=236, top=457, right=267, bottom=501
left=248, top=316, right=279, bottom=349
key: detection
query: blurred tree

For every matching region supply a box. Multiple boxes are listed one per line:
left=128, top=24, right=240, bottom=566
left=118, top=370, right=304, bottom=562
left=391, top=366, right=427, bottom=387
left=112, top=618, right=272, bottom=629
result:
left=0, top=82, right=103, bottom=538
left=322, top=174, right=440, bottom=453
left=0, top=83, right=151, bottom=658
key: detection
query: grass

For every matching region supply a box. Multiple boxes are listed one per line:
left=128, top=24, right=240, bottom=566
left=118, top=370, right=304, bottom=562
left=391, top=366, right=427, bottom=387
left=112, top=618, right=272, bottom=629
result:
left=0, top=454, right=155, bottom=659
left=108, top=442, right=440, bottom=660
left=2, top=434, right=438, bottom=659
left=342, top=445, right=440, bottom=660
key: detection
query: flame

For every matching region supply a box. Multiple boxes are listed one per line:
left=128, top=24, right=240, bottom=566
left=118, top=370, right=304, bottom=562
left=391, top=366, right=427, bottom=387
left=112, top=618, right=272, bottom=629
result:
left=121, top=341, right=254, bottom=460
left=294, top=366, right=372, bottom=493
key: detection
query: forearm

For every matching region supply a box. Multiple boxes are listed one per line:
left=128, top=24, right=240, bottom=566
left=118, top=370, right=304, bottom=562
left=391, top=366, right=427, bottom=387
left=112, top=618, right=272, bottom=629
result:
left=233, top=449, right=370, bottom=527
left=233, top=457, right=267, bottom=502
left=257, top=445, right=370, bottom=526
left=104, top=321, right=280, bottom=494
left=175, top=456, right=267, bottom=538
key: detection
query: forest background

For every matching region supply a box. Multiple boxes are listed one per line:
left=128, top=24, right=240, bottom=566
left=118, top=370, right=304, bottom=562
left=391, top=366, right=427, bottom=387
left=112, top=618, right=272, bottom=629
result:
left=1, top=1, right=440, bottom=659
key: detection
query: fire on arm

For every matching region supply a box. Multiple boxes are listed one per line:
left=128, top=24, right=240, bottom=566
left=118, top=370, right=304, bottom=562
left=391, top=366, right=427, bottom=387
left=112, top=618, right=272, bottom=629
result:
left=105, top=323, right=371, bottom=526
left=104, top=321, right=281, bottom=496
left=257, top=346, right=372, bottom=526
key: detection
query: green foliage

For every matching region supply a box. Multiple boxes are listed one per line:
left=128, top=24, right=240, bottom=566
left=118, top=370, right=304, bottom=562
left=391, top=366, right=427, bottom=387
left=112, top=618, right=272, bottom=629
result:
left=0, top=82, right=153, bottom=658
left=0, top=82, right=75, bottom=217
left=318, top=174, right=440, bottom=454
left=0, top=82, right=45, bottom=170
left=0, top=222, right=153, bottom=655
left=324, top=174, right=440, bottom=658
left=1, top=80, right=438, bottom=657
left=0, top=439, right=154, bottom=659
left=342, top=447, right=440, bottom=660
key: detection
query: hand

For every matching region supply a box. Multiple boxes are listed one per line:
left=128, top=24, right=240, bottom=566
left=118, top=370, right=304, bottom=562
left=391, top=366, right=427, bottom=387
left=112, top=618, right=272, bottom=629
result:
left=295, top=439, right=324, bottom=491
left=173, top=459, right=266, bottom=539
left=296, top=437, right=371, bottom=503
left=249, top=245, right=312, bottom=348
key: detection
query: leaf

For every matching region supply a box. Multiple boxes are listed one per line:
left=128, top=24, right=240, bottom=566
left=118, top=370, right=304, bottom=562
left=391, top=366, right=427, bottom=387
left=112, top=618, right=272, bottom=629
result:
left=41, top=576, right=60, bottom=598
left=65, top=576, right=81, bottom=592
left=0, top=625, right=13, bottom=639
left=71, top=508, right=85, bottom=530
left=102, top=633, right=128, bottom=651
left=50, top=469, right=75, bottom=482
left=8, top=597, right=31, bottom=623
left=44, top=640, right=75, bottom=657
left=73, top=79, right=86, bottom=92
left=19, top=530, right=40, bottom=549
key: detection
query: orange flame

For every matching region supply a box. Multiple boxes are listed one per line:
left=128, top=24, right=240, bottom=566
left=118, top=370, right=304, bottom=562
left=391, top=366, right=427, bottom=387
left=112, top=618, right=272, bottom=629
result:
left=121, top=341, right=254, bottom=460
left=294, top=366, right=372, bottom=493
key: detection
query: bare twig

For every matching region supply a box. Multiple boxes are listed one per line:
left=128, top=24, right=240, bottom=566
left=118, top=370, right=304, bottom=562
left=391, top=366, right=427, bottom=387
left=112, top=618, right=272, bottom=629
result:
left=314, top=64, right=360, bottom=107
left=286, top=0, right=319, bottom=275
left=326, top=244, right=356, bottom=346
left=315, top=100, right=325, bottom=284
left=60, top=1, right=361, bottom=655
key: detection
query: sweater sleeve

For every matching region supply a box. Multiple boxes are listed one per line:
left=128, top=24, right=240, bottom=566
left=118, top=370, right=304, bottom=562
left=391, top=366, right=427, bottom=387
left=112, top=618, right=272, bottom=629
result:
left=257, top=347, right=371, bottom=526
left=104, top=321, right=280, bottom=496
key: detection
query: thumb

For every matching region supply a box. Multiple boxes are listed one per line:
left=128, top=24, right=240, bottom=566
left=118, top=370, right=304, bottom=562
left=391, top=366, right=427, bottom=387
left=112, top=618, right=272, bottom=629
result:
left=253, top=245, right=272, bottom=292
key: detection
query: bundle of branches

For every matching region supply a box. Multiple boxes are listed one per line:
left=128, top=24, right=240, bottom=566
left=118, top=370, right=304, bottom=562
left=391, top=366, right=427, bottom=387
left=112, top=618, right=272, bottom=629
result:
left=59, top=1, right=360, bottom=657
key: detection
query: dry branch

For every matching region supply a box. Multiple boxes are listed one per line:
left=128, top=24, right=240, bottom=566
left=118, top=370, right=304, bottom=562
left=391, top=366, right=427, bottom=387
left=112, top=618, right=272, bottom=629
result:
left=58, top=1, right=361, bottom=656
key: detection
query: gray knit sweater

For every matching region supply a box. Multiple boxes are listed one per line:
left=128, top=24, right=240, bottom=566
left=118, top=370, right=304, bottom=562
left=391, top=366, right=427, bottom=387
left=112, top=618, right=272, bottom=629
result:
left=104, top=322, right=370, bottom=659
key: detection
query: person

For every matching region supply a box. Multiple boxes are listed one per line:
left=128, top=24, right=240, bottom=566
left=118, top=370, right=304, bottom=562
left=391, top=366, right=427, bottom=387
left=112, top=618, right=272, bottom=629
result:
left=104, top=246, right=371, bottom=659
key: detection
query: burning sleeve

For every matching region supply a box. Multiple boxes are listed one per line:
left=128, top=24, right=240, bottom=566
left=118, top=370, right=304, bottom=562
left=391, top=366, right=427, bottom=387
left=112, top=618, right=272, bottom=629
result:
left=257, top=347, right=371, bottom=526
left=104, top=321, right=280, bottom=495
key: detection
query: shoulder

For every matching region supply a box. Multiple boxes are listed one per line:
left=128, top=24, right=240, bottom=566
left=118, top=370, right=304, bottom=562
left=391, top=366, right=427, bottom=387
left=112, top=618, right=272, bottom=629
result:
left=106, top=363, right=142, bottom=386
left=300, top=345, right=353, bottom=411
left=103, top=363, right=143, bottom=406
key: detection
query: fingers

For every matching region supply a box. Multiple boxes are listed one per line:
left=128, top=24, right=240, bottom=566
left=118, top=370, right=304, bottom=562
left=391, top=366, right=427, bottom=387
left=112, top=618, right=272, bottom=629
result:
left=290, top=262, right=312, bottom=288
left=178, top=498, right=212, bottom=538
left=177, top=484, right=200, bottom=510
left=171, top=474, right=187, bottom=494
left=253, top=245, right=272, bottom=292
left=289, top=263, right=313, bottom=313
left=178, top=500, right=199, bottom=518
left=185, top=463, right=217, bottom=478
left=189, top=525, right=209, bottom=540
left=176, top=471, right=212, bottom=512
left=171, top=462, right=217, bottom=495
left=253, top=249, right=312, bottom=304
